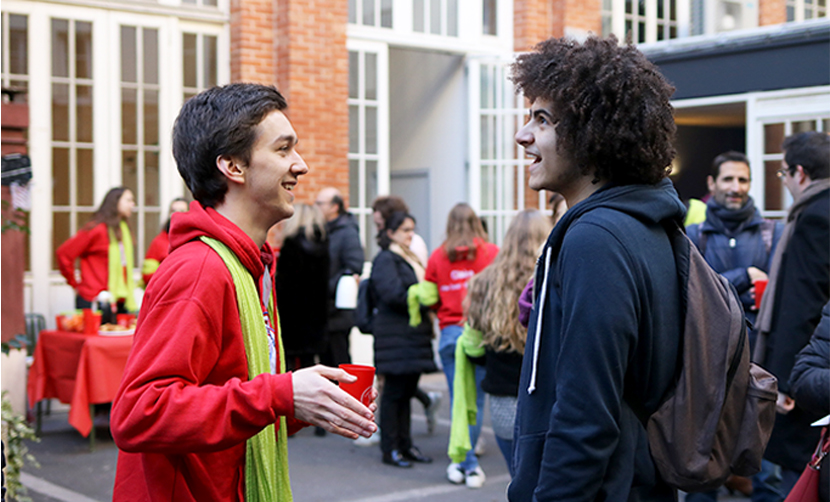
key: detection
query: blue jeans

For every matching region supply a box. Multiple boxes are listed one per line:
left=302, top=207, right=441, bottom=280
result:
left=751, top=459, right=801, bottom=502
left=439, top=325, right=486, bottom=472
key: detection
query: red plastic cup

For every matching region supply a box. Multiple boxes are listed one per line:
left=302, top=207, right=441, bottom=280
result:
left=338, top=364, right=376, bottom=407
left=754, top=279, right=768, bottom=310
left=117, top=313, right=135, bottom=328
left=83, top=309, right=102, bottom=334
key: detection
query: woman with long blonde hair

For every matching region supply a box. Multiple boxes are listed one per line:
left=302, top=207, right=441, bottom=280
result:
left=464, top=209, right=552, bottom=473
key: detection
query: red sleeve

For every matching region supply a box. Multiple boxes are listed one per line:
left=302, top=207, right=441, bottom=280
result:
left=56, top=224, right=99, bottom=289
left=111, top=245, right=296, bottom=454
left=425, top=248, right=442, bottom=284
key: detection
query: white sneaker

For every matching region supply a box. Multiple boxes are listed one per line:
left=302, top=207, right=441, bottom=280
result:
left=474, top=435, right=486, bottom=456
left=446, top=463, right=465, bottom=484
left=425, top=391, right=442, bottom=434
left=465, top=466, right=486, bottom=489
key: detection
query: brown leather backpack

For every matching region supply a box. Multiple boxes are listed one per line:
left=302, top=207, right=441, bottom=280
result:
left=638, top=222, right=778, bottom=492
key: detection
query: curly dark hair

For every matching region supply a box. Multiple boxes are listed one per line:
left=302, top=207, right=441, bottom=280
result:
left=510, top=35, right=677, bottom=186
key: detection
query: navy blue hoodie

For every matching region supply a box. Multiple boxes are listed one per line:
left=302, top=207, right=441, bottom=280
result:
left=509, top=179, right=685, bottom=502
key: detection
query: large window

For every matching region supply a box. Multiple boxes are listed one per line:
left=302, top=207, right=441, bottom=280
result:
left=1, top=12, right=28, bottom=102
left=413, top=0, right=458, bottom=36
left=182, top=32, right=218, bottom=101
left=51, top=18, right=95, bottom=270
left=604, top=0, right=681, bottom=43
left=761, top=118, right=830, bottom=216
left=121, top=26, right=161, bottom=260
left=787, top=0, right=828, bottom=21
left=349, top=0, right=393, bottom=28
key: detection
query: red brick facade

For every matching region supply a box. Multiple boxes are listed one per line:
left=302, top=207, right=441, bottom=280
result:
left=759, top=0, right=787, bottom=25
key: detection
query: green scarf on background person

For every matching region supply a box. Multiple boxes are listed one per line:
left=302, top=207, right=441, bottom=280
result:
left=107, top=221, right=137, bottom=311
left=201, top=236, right=292, bottom=502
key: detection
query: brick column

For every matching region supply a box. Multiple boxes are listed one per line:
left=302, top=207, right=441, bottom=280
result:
left=230, top=0, right=278, bottom=84
left=759, top=0, right=786, bottom=26
left=514, top=0, right=557, bottom=52
left=273, top=0, right=350, bottom=206
left=564, top=0, right=601, bottom=36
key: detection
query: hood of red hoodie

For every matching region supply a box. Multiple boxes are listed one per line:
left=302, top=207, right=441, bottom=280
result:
left=169, top=201, right=274, bottom=280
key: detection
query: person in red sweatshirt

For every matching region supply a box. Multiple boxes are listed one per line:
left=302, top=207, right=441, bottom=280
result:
left=110, top=83, right=377, bottom=502
left=423, top=203, right=498, bottom=488
left=140, top=197, right=189, bottom=286
left=56, top=186, right=138, bottom=312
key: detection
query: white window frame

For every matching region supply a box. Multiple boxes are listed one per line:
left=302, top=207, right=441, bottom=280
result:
left=347, top=39, right=390, bottom=252
left=787, top=0, right=828, bottom=21
left=1, top=11, right=29, bottom=94
left=608, top=0, right=690, bottom=43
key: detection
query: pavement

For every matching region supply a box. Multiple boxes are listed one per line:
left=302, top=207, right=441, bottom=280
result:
left=19, top=372, right=753, bottom=502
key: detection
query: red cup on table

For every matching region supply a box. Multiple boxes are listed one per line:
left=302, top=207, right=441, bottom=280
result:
left=82, top=309, right=102, bottom=334
left=754, top=279, right=768, bottom=310
left=116, top=313, right=135, bottom=328
left=338, top=364, right=376, bottom=407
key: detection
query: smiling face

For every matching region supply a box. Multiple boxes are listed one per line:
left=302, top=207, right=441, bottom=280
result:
left=387, top=217, right=415, bottom=248
left=242, top=110, right=308, bottom=223
left=117, top=189, right=136, bottom=220
left=708, top=161, right=751, bottom=210
left=515, top=99, right=579, bottom=195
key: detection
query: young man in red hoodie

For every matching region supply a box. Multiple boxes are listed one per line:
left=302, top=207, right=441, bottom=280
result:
left=111, top=83, right=377, bottom=501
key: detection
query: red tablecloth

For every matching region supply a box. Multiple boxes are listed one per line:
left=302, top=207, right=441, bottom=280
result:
left=27, top=330, right=134, bottom=437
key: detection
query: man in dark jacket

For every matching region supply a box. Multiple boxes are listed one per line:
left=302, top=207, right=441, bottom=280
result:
left=753, top=131, right=830, bottom=501
left=686, top=151, right=784, bottom=354
left=508, top=36, right=683, bottom=501
left=316, top=187, right=365, bottom=367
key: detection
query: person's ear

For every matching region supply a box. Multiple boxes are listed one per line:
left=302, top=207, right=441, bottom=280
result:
left=706, top=175, right=715, bottom=193
left=216, top=155, right=246, bottom=185
left=794, top=165, right=807, bottom=184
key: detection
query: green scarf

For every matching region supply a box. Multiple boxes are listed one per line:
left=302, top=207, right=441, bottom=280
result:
left=448, top=323, right=485, bottom=464
left=407, top=281, right=439, bottom=327
left=107, top=221, right=137, bottom=311
left=200, top=236, right=292, bottom=502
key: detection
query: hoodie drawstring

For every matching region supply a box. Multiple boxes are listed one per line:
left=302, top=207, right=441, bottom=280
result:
left=528, top=246, right=552, bottom=395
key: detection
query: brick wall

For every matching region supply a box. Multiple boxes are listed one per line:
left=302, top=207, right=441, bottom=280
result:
left=232, top=0, right=349, bottom=207
left=759, top=0, right=786, bottom=26
left=564, top=0, right=601, bottom=36
left=514, top=0, right=555, bottom=51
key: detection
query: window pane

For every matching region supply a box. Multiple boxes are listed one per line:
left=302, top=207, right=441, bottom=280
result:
left=183, top=34, right=197, bottom=88
left=787, top=5, right=795, bottom=21
left=670, top=0, right=677, bottom=19
left=764, top=123, right=785, bottom=154
left=602, top=15, right=612, bottom=36
left=764, top=160, right=784, bottom=211
left=363, top=0, right=375, bottom=25
left=366, top=160, right=378, bottom=208
left=9, top=15, right=28, bottom=76
left=76, top=22, right=92, bottom=80
left=658, top=0, right=665, bottom=18
left=349, top=0, right=357, bottom=23
left=145, top=151, right=160, bottom=206
left=483, top=0, right=497, bottom=35
left=638, top=22, right=646, bottom=43
left=349, top=52, right=359, bottom=99
left=144, top=211, right=160, bottom=257
left=349, top=106, right=359, bottom=153
left=349, top=159, right=359, bottom=207
left=204, top=35, right=217, bottom=87
left=53, top=212, right=71, bottom=270
left=365, top=107, right=377, bottom=154
left=121, top=26, right=137, bottom=83
left=792, top=120, right=816, bottom=133
left=823, top=118, right=830, bottom=132
left=204, top=0, right=218, bottom=6
left=52, top=83, right=70, bottom=142
left=626, top=0, right=633, bottom=14
left=122, top=149, right=138, bottom=196
left=76, top=85, right=93, bottom=143
left=77, top=149, right=94, bottom=206
left=122, top=88, right=137, bottom=145
left=603, top=0, right=613, bottom=9
left=53, top=148, right=70, bottom=205
left=143, top=28, right=158, bottom=85
left=365, top=53, right=377, bottom=100
left=381, top=0, right=393, bottom=27
left=447, top=0, right=458, bottom=36
left=431, top=0, right=441, bottom=34
left=52, top=19, right=69, bottom=78
left=480, top=116, right=491, bottom=159
left=414, top=0, right=425, bottom=31
left=144, top=90, right=159, bottom=146
left=638, top=0, right=646, bottom=15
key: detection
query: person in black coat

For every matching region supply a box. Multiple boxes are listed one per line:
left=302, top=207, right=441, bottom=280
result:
left=370, top=211, right=437, bottom=468
left=275, top=203, right=330, bottom=371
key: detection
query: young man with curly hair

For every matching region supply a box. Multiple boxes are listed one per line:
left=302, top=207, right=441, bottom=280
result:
left=508, top=36, right=686, bottom=501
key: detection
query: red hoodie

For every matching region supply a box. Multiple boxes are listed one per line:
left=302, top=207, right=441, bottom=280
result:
left=425, top=238, right=499, bottom=329
left=56, top=222, right=112, bottom=302
left=111, top=202, right=305, bottom=501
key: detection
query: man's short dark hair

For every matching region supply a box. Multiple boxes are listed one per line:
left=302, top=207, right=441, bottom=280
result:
left=711, top=151, right=750, bottom=179
left=331, top=194, right=346, bottom=215
left=510, top=35, right=676, bottom=186
left=172, top=83, right=288, bottom=207
left=782, top=131, right=830, bottom=181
